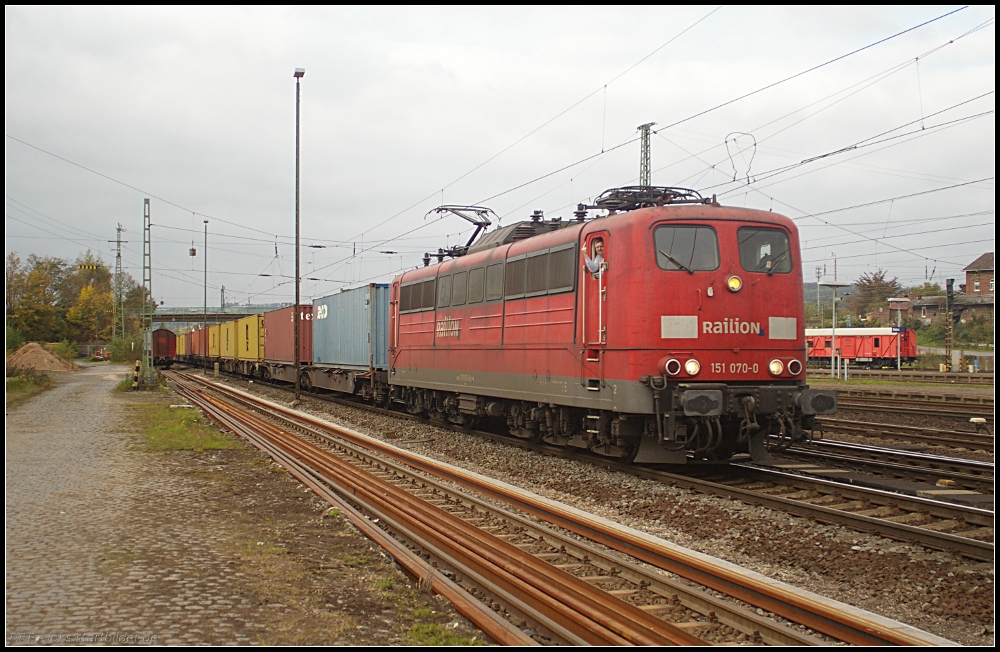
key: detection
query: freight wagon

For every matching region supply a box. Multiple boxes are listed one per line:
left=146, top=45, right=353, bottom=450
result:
left=152, top=328, right=176, bottom=367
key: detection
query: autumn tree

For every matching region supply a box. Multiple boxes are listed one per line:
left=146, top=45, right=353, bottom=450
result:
left=849, top=269, right=902, bottom=326
left=66, top=284, right=114, bottom=341
left=5, top=253, right=68, bottom=341
left=6, top=250, right=139, bottom=345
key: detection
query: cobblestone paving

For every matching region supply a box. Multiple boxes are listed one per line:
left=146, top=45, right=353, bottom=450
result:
left=6, top=365, right=480, bottom=645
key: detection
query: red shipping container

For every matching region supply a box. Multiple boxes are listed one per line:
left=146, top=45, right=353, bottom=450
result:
left=190, top=328, right=208, bottom=357
left=263, top=305, right=313, bottom=364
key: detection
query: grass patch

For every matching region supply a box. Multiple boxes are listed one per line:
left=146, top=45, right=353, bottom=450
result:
left=338, top=553, right=373, bottom=567
left=5, top=370, right=55, bottom=408
left=406, top=623, right=484, bottom=646
left=130, top=402, right=240, bottom=452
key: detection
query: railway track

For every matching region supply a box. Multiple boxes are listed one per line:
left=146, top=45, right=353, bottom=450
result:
left=818, top=418, right=994, bottom=451
left=776, top=439, right=994, bottom=493
left=809, top=370, right=993, bottom=385
left=165, top=370, right=953, bottom=645
left=192, top=368, right=994, bottom=562
left=835, top=388, right=993, bottom=407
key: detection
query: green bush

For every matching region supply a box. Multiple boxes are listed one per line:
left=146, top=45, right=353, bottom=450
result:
left=5, top=325, right=26, bottom=353
left=45, top=340, right=79, bottom=362
left=108, top=335, right=142, bottom=363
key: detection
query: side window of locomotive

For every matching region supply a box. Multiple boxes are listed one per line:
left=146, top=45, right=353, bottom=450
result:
left=653, top=226, right=719, bottom=271
left=738, top=227, right=792, bottom=274
left=526, top=252, right=548, bottom=296
left=420, top=279, right=437, bottom=311
left=548, top=245, right=576, bottom=293
left=400, top=284, right=412, bottom=312
left=485, top=263, right=504, bottom=301
left=468, top=267, right=485, bottom=303
left=437, top=275, right=452, bottom=308
left=505, top=256, right=526, bottom=299
left=452, top=270, right=468, bottom=306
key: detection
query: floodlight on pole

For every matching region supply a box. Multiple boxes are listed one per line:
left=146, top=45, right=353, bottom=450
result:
left=820, top=281, right=850, bottom=378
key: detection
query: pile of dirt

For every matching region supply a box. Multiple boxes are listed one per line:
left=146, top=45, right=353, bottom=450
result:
left=7, top=342, right=77, bottom=372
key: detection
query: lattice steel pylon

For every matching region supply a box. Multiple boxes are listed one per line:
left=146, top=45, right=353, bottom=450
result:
left=944, top=278, right=955, bottom=371
left=111, top=223, right=127, bottom=341
left=141, top=199, right=154, bottom=385
left=638, top=122, right=655, bottom=188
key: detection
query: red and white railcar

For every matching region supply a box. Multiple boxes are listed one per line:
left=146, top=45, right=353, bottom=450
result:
left=389, top=187, right=836, bottom=462
left=805, top=327, right=917, bottom=368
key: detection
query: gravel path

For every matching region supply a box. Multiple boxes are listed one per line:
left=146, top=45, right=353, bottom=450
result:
left=5, top=365, right=482, bottom=645
left=216, top=377, right=994, bottom=646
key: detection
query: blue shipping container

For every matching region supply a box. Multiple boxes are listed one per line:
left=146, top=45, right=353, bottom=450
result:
left=312, top=283, right=389, bottom=370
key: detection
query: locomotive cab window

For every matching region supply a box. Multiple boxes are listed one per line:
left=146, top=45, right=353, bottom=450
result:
left=738, top=227, right=792, bottom=274
left=653, top=226, right=719, bottom=272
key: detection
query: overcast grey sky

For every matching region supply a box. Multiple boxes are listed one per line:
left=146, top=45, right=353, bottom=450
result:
left=5, top=6, right=995, bottom=307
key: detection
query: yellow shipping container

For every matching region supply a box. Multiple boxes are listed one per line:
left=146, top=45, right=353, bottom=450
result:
left=220, top=320, right=237, bottom=361
left=237, top=314, right=264, bottom=362
left=208, top=324, right=221, bottom=358
left=176, top=331, right=187, bottom=356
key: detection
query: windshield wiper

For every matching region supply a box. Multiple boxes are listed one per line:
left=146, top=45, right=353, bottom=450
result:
left=766, top=249, right=790, bottom=276
left=659, top=249, right=694, bottom=275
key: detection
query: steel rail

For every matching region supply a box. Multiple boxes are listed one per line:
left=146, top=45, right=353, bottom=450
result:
left=809, top=370, right=993, bottom=384
left=169, top=375, right=536, bottom=645
left=835, top=389, right=994, bottom=407
left=169, top=373, right=703, bottom=646
left=836, top=400, right=994, bottom=422
left=780, top=440, right=994, bottom=490
left=176, top=379, right=830, bottom=646
left=819, top=418, right=994, bottom=451
left=174, top=372, right=954, bottom=646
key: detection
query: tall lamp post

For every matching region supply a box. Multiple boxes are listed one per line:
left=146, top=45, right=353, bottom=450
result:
left=294, top=67, right=305, bottom=403
left=820, top=280, right=850, bottom=378
left=203, top=219, right=208, bottom=369
left=887, top=297, right=910, bottom=371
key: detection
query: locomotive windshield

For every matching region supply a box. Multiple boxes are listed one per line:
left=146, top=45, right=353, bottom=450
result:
left=738, top=227, right=792, bottom=274
left=653, top=226, right=719, bottom=272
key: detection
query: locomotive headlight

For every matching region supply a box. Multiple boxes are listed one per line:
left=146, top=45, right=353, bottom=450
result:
left=768, top=359, right=784, bottom=376
left=787, top=359, right=803, bottom=375
left=727, top=275, right=742, bottom=292
left=684, top=359, right=701, bottom=376
left=664, top=358, right=682, bottom=376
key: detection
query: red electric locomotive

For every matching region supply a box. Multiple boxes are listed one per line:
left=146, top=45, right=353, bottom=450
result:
left=389, top=187, right=837, bottom=463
